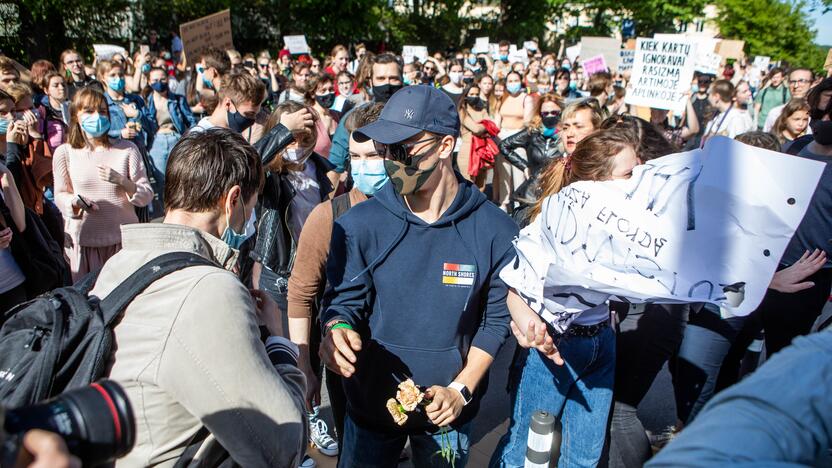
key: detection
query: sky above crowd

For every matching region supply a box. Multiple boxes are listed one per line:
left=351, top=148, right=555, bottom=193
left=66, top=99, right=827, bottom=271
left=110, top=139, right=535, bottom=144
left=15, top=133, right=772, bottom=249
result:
left=809, top=6, right=832, bottom=45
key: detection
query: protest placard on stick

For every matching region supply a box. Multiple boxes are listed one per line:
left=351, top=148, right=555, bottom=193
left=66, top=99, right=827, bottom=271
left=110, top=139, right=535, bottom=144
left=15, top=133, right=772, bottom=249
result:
left=625, top=37, right=698, bottom=113
left=179, top=10, right=233, bottom=63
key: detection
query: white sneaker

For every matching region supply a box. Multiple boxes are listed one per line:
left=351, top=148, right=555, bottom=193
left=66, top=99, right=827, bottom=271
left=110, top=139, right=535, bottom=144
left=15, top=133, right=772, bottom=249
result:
left=308, top=410, right=339, bottom=457
left=298, top=454, right=316, bottom=468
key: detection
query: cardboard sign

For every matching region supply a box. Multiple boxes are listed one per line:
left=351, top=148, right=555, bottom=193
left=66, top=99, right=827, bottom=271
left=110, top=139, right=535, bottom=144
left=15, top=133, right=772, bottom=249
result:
left=283, top=35, right=310, bottom=55
left=93, top=44, right=127, bottom=60
left=179, top=9, right=233, bottom=63
left=717, top=39, right=745, bottom=60
left=402, top=45, right=428, bottom=64
left=625, top=37, right=698, bottom=113
left=473, top=37, right=489, bottom=54
left=618, top=50, right=635, bottom=72
left=566, top=44, right=581, bottom=64
left=625, top=39, right=637, bottom=50
left=501, top=136, right=825, bottom=332
left=581, top=54, right=608, bottom=76
left=695, top=52, right=722, bottom=75
left=581, top=36, right=621, bottom=70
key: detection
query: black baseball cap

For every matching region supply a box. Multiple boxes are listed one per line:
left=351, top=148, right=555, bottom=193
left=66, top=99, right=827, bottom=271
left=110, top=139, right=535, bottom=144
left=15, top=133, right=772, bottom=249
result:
left=355, top=85, right=460, bottom=144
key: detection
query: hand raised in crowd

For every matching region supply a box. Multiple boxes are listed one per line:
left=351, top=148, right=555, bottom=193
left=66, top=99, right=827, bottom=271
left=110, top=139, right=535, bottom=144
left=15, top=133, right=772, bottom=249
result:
left=320, top=322, right=362, bottom=378
left=769, top=249, right=827, bottom=293
left=249, top=289, right=285, bottom=337
left=279, top=107, right=315, bottom=135
left=424, top=385, right=466, bottom=427
left=7, top=120, right=29, bottom=145
left=0, top=227, right=12, bottom=249
left=510, top=316, right=564, bottom=366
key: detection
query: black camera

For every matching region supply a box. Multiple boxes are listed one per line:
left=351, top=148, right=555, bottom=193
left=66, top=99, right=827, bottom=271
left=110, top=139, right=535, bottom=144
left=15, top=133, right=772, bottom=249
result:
left=1, top=380, right=135, bottom=467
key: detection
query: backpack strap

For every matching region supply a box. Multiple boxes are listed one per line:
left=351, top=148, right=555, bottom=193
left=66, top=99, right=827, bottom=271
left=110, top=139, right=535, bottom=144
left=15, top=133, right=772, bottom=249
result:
left=98, top=251, right=216, bottom=326
left=331, top=193, right=352, bottom=220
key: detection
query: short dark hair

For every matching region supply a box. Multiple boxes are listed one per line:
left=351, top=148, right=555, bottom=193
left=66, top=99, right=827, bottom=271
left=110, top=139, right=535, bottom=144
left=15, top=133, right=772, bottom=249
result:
left=369, top=53, right=401, bottom=78
left=735, top=131, right=781, bottom=152
left=345, top=102, right=384, bottom=133
left=201, top=47, right=231, bottom=75
left=588, top=71, right=612, bottom=97
left=164, top=128, right=264, bottom=212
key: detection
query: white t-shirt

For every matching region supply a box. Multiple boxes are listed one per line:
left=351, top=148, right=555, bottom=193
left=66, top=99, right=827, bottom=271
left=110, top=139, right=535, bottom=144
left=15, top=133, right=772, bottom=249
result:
left=286, top=163, right=321, bottom=242
left=703, top=108, right=754, bottom=139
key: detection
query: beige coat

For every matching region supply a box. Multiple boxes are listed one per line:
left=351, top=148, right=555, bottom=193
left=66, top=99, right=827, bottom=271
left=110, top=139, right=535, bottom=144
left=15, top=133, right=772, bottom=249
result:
left=92, top=223, right=307, bottom=467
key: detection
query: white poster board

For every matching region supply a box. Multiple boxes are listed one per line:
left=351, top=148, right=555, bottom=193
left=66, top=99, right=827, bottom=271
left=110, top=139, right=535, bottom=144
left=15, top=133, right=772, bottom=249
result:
left=402, top=45, right=428, bottom=64
left=524, top=40, right=538, bottom=52
left=618, top=50, right=635, bottom=72
left=473, top=37, right=490, bottom=54
left=625, top=37, right=698, bottom=113
left=93, top=44, right=127, bottom=60
left=283, top=35, right=310, bottom=55
left=695, top=52, right=722, bottom=75
left=501, top=136, right=825, bottom=332
left=565, top=44, right=581, bottom=64
left=581, top=36, right=621, bottom=70
left=509, top=48, right=529, bottom=64
left=753, top=56, right=771, bottom=71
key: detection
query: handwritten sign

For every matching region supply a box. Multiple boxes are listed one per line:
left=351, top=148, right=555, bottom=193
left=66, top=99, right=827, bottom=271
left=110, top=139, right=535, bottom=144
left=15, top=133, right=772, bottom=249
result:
left=473, top=37, right=489, bottom=54
left=179, top=10, right=233, bottom=63
left=402, top=45, right=428, bottom=64
left=716, top=39, right=745, bottom=60
left=581, top=36, right=621, bottom=70
left=625, top=37, right=698, bottom=113
left=283, top=35, right=310, bottom=55
left=695, top=52, right=722, bottom=75
left=618, top=50, right=635, bottom=72
left=565, top=44, right=581, bottom=64
left=753, top=56, right=770, bottom=71
left=509, top=47, right=529, bottom=64
left=500, top=136, right=825, bottom=332
left=581, top=55, right=608, bottom=77
left=93, top=44, right=127, bottom=60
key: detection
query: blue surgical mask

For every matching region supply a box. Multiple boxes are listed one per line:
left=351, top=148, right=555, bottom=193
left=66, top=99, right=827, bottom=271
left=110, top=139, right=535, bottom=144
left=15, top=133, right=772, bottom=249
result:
left=403, top=75, right=412, bottom=85
left=150, top=81, right=168, bottom=93
left=221, top=202, right=256, bottom=249
left=107, top=76, right=125, bottom=92
left=691, top=83, right=699, bottom=94
left=141, top=64, right=151, bottom=74
left=196, top=64, right=205, bottom=74
left=506, top=82, right=522, bottom=94
left=542, top=126, right=556, bottom=138
left=545, top=66, right=556, bottom=75
left=203, top=75, right=214, bottom=89
left=499, top=54, right=509, bottom=63
left=568, top=81, right=577, bottom=91
left=80, top=114, right=110, bottom=137
left=467, top=56, right=477, bottom=65
left=562, top=63, right=571, bottom=71
left=350, top=159, right=389, bottom=196
left=0, top=118, right=9, bottom=135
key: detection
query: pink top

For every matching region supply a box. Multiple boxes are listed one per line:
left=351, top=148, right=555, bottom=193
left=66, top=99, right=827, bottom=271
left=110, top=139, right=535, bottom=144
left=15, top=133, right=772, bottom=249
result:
left=313, top=115, right=333, bottom=158
left=53, top=140, right=153, bottom=248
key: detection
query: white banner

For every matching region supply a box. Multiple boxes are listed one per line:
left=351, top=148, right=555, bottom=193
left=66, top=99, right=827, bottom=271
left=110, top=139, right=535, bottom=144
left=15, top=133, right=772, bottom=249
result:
left=695, top=52, right=722, bottom=75
left=501, top=136, right=824, bottom=331
left=625, top=37, right=698, bottom=113
left=283, top=35, right=310, bottom=55
left=93, top=44, right=127, bottom=60
left=402, top=45, right=428, bottom=64
left=566, top=44, right=581, bottom=64
left=473, top=37, right=490, bottom=54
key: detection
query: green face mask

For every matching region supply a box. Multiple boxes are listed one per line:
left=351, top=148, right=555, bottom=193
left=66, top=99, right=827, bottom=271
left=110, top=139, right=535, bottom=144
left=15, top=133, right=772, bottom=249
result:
left=383, top=144, right=441, bottom=195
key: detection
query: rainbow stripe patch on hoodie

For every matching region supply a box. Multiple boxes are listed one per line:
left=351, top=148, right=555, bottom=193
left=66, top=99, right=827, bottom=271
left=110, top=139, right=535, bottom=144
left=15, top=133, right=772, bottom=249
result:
left=442, top=263, right=476, bottom=286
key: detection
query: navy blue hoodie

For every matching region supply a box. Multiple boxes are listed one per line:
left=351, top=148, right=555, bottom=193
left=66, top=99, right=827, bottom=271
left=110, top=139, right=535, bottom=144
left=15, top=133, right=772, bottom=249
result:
left=323, top=176, right=518, bottom=433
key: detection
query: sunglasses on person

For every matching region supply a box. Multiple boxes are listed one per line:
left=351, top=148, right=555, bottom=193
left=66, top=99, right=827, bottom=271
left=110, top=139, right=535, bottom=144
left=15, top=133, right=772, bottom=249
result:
left=258, top=63, right=269, bottom=69
left=374, top=137, right=440, bottom=166
left=540, top=111, right=561, bottom=118
left=424, top=66, right=436, bottom=72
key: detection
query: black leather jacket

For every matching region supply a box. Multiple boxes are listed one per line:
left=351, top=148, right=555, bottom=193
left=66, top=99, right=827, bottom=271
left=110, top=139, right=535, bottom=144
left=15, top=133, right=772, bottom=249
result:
left=250, top=124, right=335, bottom=275
left=499, top=129, right=563, bottom=176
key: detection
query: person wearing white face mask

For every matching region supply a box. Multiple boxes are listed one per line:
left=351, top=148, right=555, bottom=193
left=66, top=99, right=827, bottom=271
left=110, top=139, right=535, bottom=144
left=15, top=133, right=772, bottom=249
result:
left=287, top=102, right=386, bottom=462
left=52, top=87, right=153, bottom=281
left=441, top=62, right=466, bottom=107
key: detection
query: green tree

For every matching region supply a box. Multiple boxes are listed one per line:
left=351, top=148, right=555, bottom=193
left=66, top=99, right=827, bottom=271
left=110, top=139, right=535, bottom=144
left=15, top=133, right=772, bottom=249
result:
left=714, top=0, right=826, bottom=71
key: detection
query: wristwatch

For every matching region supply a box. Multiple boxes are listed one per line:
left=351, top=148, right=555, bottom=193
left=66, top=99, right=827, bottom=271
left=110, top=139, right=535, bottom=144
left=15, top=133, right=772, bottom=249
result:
left=449, top=382, right=472, bottom=406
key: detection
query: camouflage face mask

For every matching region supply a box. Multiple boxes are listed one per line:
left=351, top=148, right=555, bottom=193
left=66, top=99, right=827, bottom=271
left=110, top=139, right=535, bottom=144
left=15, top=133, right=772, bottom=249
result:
left=383, top=143, right=441, bottom=195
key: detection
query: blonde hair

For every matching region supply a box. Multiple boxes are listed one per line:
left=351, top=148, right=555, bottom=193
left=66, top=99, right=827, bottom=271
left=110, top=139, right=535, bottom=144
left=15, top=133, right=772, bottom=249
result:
left=67, top=87, right=110, bottom=149
left=530, top=128, right=637, bottom=220
left=263, top=101, right=319, bottom=172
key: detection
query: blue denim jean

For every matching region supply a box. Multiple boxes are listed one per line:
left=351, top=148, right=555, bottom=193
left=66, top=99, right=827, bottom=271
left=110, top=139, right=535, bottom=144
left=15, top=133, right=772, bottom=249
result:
left=338, top=414, right=471, bottom=468
left=490, top=326, right=616, bottom=468
left=148, top=131, right=181, bottom=204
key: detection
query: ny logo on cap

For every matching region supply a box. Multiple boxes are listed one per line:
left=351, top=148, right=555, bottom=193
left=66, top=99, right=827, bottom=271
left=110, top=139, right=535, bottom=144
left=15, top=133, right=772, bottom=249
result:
left=404, top=109, right=415, bottom=120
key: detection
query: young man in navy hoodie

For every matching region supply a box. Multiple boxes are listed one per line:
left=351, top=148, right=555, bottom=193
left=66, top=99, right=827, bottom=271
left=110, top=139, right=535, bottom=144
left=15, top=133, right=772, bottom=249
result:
left=320, top=85, right=518, bottom=467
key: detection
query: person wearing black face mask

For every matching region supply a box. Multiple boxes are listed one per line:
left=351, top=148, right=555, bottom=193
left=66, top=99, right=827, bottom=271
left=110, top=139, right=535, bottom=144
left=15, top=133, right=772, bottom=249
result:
left=497, top=93, right=565, bottom=220
left=457, top=83, right=491, bottom=188
left=305, top=73, right=342, bottom=189
left=146, top=67, right=197, bottom=203
left=328, top=53, right=403, bottom=189
left=191, top=72, right=264, bottom=134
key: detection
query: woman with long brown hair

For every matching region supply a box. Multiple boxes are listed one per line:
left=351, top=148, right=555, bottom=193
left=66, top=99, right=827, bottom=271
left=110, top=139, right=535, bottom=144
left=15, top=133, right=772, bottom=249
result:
left=771, top=98, right=810, bottom=144
left=52, top=88, right=152, bottom=281
left=492, top=128, right=642, bottom=467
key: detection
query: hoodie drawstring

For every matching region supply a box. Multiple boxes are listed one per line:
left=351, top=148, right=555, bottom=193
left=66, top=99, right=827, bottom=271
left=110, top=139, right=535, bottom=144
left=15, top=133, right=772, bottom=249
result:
left=350, top=220, right=410, bottom=282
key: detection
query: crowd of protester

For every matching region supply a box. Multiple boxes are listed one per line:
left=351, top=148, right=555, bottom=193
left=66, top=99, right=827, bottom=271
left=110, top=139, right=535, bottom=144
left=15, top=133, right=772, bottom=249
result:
left=0, top=30, right=831, bottom=468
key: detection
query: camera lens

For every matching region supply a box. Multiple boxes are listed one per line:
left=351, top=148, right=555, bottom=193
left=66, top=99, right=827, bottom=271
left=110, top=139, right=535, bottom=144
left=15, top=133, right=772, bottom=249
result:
left=3, top=380, right=135, bottom=465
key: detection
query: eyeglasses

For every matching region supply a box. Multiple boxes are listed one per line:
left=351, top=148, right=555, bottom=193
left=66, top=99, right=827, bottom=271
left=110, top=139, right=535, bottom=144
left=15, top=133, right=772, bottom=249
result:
left=789, top=79, right=810, bottom=85
left=424, top=66, right=436, bottom=72
left=541, top=111, right=561, bottom=118
left=374, top=137, right=439, bottom=165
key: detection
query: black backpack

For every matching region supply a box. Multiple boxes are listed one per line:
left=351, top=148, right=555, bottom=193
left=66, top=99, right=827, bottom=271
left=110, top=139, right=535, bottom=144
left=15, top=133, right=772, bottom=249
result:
left=0, top=252, right=215, bottom=408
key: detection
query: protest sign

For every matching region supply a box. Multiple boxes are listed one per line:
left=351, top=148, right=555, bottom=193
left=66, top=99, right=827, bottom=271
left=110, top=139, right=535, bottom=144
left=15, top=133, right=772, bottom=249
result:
left=581, top=36, right=621, bottom=70
left=93, top=44, right=127, bottom=60
left=509, top=48, right=529, bottom=64
left=402, top=45, right=428, bottom=64
left=695, top=52, right=722, bottom=75
left=502, top=136, right=825, bottom=332
left=618, top=50, right=635, bottom=72
left=523, top=40, right=538, bottom=52
left=473, top=37, right=489, bottom=54
left=283, top=35, right=310, bottom=54
left=716, top=39, right=745, bottom=60
left=581, top=54, right=608, bottom=76
left=566, top=44, right=581, bottom=63
left=753, top=55, right=770, bottom=71
left=625, top=37, right=698, bottom=113
left=179, top=9, right=233, bottom=63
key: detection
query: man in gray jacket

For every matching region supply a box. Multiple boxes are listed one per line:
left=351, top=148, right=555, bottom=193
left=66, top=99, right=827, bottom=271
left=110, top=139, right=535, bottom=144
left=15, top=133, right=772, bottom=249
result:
left=95, top=128, right=307, bottom=467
